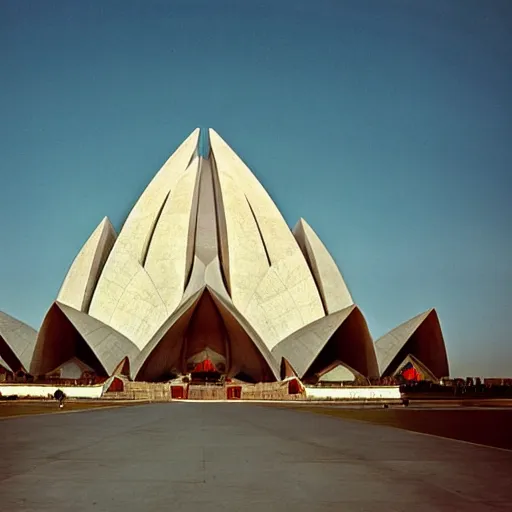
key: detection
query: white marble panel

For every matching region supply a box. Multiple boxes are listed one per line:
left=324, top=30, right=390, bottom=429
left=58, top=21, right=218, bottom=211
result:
left=108, top=265, right=169, bottom=349
left=209, top=129, right=324, bottom=349
left=57, top=217, right=116, bottom=312
left=89, top=129, right=199, bottom=343
left=211, top=150, right=269, bottom=310
left=145, top=158, right=200, bottom=314
left=0, top=311, right=37, bottom=372
left=293, top=218, right=353, bottom=314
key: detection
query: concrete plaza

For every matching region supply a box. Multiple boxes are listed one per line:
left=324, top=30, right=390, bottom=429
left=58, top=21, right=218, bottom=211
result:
left=1, top=403, right=511, bottom=511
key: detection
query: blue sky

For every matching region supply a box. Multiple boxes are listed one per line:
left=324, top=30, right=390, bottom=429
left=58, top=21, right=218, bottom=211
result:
left=1, top=0, right=511, bottom=377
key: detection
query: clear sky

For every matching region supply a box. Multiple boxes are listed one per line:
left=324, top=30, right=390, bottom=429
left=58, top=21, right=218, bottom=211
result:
left=1, top=0, right=511, bottom=377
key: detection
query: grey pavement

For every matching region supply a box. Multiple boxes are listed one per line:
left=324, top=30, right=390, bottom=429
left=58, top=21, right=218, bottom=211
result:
left=1, top=402, right=512, bottom=511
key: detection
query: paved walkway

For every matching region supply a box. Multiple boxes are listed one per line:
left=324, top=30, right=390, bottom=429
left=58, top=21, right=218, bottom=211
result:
left=1, top=403, right=512, bottom=511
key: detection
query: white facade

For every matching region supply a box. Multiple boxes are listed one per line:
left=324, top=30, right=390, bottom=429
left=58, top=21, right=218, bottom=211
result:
left=2, top=128, right=449, bottom=383
left=67, top=128, right=331, bottom=355
left=88, top=130, right=200, bottom=349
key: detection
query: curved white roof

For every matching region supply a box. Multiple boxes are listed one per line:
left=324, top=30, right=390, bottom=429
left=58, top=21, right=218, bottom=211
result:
left=88, top=129, right=200, bottom=349
left=293, top=218, right=353, bottom=314
left=57, top=217, right=117, bottom=312
left=374, top=308, right=449, bottom=378
left=209, top=129, right=325, bottom=350
left=0, top=311, right=37, bottom=372
left=31, top=302, right=139, bottom=376
left=272, top=305, right=378, bottom=378
left=56, top=302, right=139, bottom=375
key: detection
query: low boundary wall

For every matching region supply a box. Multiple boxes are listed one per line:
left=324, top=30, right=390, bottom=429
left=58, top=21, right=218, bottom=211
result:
left=1, top=380, right=401, bottom=402
left=305, top=386, right=401, bottom=401
left=0, top=383, right=106, bottom=399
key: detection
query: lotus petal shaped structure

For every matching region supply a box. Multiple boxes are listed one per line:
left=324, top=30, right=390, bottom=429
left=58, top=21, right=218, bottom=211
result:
left=57, top=217, right=117, bottom=313
left=3, top=128, right=450, bottom=383
left=0, top=311, right=37, bottom=374
left=374, top=308, right=449, bottom=380
left=30, top=302, right=139, bottom=378
left=272, top=305, right=378, bottom=380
